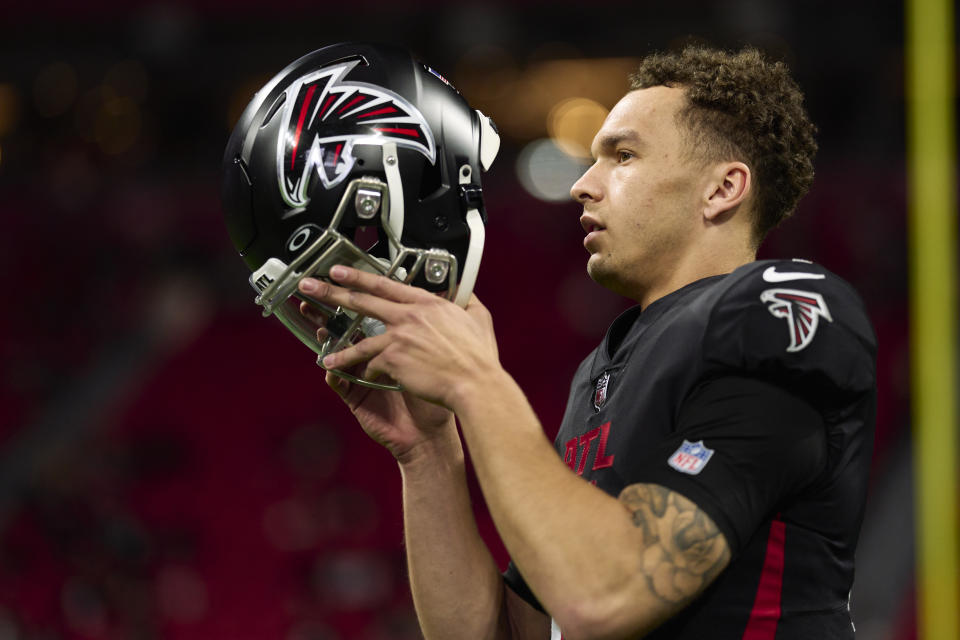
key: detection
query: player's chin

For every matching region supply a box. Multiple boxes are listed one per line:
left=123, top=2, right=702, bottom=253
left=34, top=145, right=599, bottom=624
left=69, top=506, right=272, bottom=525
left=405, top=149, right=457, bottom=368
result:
left=586, top=255, right=613, bottom=286
left=587, top=257, right=635, bottom=297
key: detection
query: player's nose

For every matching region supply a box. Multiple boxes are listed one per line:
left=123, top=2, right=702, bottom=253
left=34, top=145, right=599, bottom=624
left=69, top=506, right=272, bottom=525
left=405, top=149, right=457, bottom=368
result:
left=570, top=163, right=602, bottom=203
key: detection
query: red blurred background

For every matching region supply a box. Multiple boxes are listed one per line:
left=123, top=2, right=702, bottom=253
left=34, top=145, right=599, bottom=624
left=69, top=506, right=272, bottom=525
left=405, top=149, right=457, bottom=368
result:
left=0, top=1, right=915, bottom=638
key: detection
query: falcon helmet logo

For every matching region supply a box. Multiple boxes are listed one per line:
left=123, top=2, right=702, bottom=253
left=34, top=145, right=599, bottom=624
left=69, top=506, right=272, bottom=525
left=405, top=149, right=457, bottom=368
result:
left=760, top=288, right=834, bottom=352
left=276, top=59, right=436, bottom=208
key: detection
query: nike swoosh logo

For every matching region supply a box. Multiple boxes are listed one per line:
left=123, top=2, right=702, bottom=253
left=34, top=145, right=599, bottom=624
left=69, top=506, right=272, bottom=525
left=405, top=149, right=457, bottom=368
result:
left=762, top=266, right=826, bottom=283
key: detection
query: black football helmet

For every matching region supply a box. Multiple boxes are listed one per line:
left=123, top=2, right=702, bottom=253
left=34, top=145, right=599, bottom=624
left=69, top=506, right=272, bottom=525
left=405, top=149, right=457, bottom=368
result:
left=222, top=43, right=499, bottom=390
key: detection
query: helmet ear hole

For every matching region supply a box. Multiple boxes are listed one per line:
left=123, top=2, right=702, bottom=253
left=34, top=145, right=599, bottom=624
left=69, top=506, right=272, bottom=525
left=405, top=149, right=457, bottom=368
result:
left=417, top=159, right=444, bottom=200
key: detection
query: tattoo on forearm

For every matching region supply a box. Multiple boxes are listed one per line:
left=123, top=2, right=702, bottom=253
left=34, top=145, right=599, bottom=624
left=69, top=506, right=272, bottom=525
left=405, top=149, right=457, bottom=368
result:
left=618, top=484, right=731, bottom=607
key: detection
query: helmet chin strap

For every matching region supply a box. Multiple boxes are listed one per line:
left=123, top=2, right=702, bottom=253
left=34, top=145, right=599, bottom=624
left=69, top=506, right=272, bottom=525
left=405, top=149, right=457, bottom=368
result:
left=381, top=142, right=404, bottom=262
left=454, top=110, right=497, bottom=306
left=455, top=164, right=485, bottom=307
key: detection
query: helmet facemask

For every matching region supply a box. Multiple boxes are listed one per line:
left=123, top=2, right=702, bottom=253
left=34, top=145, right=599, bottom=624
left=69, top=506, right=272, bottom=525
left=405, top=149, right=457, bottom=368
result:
left=250, top=133, right=495, bottom=391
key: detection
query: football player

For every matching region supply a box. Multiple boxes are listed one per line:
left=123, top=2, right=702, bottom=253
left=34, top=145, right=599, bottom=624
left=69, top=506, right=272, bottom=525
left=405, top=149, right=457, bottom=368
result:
left=228, top=44, right=876, bottom=639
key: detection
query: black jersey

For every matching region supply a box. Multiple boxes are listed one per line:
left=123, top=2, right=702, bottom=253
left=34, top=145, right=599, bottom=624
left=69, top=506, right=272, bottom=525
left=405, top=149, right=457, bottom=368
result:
left=504, top=259, right=877, bottom=639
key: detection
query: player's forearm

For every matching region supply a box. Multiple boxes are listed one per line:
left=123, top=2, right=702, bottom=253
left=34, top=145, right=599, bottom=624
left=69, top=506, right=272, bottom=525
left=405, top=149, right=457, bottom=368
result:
left=400, top=428, right=511, bottom=640
left=450, top=369, right=668, bottom=639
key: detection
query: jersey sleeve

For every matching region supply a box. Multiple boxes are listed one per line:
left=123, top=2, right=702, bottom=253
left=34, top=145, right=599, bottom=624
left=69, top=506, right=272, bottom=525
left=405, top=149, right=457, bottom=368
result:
left=627, top=375, right=827, bottom=555
left=700, top=261, right=876, bottom=410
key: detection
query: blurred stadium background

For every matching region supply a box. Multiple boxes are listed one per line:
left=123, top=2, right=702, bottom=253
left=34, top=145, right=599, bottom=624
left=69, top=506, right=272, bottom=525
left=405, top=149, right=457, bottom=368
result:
left=0, top=0, right=937, bottom=638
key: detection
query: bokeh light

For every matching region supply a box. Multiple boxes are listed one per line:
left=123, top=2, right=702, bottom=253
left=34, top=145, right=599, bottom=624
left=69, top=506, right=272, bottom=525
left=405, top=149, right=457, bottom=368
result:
left=95, top=95, right=141, bottom=155
left=458, top=55, right=637, bottom=142
left=0, top=84, right=21, bottom=137
left=156, top=564, right=208, bottom=623
left=516, top=138, right=588, bottom=202
left=547, top=97, right=608, bottom=159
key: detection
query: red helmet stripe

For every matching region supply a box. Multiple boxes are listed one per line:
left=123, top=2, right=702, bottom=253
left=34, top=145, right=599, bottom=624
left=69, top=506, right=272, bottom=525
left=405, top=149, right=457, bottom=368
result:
left=374, top=127, right=420, bottom=137
left=290, top=84, right=318, bottom=170
left=317, top=94, right=337, bottom=120
left=338, top=95, right=366, bottom=113
left=358, top=106, right=398, bottom=118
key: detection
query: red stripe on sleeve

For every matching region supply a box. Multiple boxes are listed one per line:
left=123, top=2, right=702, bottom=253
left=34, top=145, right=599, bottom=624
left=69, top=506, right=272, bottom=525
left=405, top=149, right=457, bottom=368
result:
left=742, top=517, right=786, bottom=640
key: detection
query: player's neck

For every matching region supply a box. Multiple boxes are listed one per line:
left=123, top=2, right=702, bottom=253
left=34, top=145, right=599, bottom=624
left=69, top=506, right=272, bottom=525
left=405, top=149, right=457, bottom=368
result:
left=637, top=242, right=755, bottom=310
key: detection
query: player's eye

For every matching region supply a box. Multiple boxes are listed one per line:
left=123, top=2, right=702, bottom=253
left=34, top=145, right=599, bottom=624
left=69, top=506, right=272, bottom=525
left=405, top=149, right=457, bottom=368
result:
left=617, top=150, right=634, bottom=163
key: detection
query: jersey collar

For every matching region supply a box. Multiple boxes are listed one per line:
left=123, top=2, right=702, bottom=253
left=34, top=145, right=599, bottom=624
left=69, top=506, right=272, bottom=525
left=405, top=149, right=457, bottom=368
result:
left=596, top=274, right=729, bottom=371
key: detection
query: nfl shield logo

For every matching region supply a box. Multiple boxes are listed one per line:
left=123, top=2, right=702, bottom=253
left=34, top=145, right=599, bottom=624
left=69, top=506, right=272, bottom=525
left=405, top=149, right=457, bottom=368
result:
left=593, top=372, right=610, bottom=411
left=667, top=440, right=715, bottom=475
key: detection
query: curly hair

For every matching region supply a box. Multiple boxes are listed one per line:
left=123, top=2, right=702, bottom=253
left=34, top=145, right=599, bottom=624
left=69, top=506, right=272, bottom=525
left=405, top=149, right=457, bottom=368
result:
left=630, top=46, right=818, bottom=246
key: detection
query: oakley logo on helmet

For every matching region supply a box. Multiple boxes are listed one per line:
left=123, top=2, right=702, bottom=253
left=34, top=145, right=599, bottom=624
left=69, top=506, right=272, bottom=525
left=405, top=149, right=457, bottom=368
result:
left=286, top=223, right=322, bottom=253
left=760, top=288, right=834, bottom=352
left=276, top=59, right=436, bottom=207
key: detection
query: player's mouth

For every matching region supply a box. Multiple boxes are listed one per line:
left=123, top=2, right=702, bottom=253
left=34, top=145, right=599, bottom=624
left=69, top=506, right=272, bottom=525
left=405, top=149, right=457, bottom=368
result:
left=581, top=214, right=605, bottom=249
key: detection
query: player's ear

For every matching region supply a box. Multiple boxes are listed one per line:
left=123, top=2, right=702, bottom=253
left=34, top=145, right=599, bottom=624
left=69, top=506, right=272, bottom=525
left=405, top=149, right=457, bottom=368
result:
left=703, top=161, right=751, bottom=221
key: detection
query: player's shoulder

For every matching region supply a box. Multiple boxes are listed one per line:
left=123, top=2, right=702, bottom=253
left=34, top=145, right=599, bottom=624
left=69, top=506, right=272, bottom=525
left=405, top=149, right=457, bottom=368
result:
left=707, top=259, right=873, bottom=332
left=721, top=259, right=863, bottom=302
left=697, top=259, right=876, bottom=399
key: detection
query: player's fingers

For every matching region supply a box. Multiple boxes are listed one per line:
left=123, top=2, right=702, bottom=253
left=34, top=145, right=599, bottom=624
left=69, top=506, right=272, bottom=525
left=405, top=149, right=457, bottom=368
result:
left=299, top=276, right=401, bottom=324
left=299, top=300, right=329, bottom=326
left=328, top=265, right=433, bottom=304
left=464, top=293, right=491, bottom=320
left=321, top=332, right=391, bottom=372
left=361, top=356, right=390, bottom=385
left=325, top=369, right=350, bottom=398
left=465, top=294, right=499, bottom=356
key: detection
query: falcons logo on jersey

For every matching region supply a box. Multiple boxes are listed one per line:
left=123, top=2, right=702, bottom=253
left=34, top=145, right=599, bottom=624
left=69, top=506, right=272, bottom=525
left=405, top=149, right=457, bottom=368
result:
left=275, top=59, right=436, bottom=208
left=760, top=288, right=834, bottom=352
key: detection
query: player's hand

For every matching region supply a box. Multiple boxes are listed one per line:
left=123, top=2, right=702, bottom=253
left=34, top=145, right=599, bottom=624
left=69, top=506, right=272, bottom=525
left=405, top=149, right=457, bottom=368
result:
left=297, top=265, right=501, bottom=411
left=298, top=295, right=455, bottom=462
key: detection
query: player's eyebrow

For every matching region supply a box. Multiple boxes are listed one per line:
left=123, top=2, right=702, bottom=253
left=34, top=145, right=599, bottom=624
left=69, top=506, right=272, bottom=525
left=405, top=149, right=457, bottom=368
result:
left=591, top=129, right=645, bottom=159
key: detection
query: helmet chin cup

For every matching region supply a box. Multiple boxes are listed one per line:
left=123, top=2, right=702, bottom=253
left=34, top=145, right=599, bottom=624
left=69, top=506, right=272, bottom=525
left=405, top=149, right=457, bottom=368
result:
left=250, top=176, right=462, bottom=392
